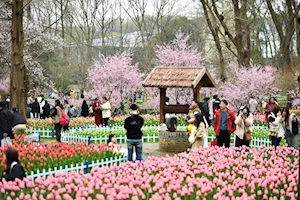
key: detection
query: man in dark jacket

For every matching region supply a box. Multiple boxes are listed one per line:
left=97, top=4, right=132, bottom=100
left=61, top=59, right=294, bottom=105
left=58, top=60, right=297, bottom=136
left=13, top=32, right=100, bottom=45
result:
left=0, top=102, right=14, bottom=140
left=42, top=100, right=51, bottom=118
left=31, top=98, right=40, bottom=118
left=201, top=97, right=210, bottom=127
left=124, top=104, right=144, bottom=162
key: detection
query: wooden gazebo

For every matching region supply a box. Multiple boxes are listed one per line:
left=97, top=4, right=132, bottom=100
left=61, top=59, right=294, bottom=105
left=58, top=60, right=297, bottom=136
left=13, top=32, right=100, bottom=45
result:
left=143, top=66, right=216, bottom=122
left=142, top=66, right=216, bottom=152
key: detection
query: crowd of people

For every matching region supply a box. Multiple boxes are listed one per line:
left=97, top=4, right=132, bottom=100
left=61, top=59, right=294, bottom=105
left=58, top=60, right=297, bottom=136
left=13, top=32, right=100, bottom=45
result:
left=183, top=96, right=299, bottom=150
left=0, top=102, right=26, bottom=143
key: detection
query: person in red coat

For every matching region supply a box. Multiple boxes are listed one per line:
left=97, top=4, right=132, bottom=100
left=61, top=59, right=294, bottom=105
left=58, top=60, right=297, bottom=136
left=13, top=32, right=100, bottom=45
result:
left=92, top=98, right=104, bottom=127
left=264, top=97, right=278, bottom=122
left=214, top=100, right=236, bottom=148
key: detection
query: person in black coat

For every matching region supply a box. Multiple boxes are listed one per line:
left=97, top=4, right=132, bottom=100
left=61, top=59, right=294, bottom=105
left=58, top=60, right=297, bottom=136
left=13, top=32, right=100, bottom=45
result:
left=0, top=102, right=14, bottom=140
left=31, top=98, right=40, bottom=118
left=1, top=148, right=26, bottom=182
left=42, top=100, right=51, bottom=118
left=201, top=97, right=210, bottom=127
left=12, top=108, right=26, bottom=134
left=81, top=100, right=89, bottom=117
left=124, top=104, right=144, bottom=162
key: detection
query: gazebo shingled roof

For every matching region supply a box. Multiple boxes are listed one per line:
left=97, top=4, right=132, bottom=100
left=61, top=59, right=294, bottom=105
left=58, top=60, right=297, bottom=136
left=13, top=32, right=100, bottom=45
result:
left=142, top=66, right=216, bottom=88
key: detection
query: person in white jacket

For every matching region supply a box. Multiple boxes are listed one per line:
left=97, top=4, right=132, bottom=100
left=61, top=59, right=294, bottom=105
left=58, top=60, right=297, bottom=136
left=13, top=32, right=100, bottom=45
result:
left=234, top=106, right=253, bottom=147
left=101, top=97, right=111, bottom=126
left=248, top=97, right=258, bottom=115
left=268, top=106, right=284, bottom=147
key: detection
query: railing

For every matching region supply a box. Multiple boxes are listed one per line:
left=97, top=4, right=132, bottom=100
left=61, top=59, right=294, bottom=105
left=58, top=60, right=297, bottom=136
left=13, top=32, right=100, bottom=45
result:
left=27, top=156, right=127, bottom=179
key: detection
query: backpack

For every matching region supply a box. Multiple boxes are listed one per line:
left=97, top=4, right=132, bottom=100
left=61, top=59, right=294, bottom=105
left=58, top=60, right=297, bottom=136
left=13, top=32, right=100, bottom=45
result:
left=57, top=106, right=69, bottom=126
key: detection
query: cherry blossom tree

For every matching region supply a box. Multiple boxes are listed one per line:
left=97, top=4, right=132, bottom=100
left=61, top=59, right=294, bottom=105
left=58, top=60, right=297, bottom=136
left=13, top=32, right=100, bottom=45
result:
left=88, top=52, right=143, bottom=109
left=155, top=31, right=203, bottom=66
left=147, top=31, right=203, bottom=109
left=217, top=65, right=281, bottom=109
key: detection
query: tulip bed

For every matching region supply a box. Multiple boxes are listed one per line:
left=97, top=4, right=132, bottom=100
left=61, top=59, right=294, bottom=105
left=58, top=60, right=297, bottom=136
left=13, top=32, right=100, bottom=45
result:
left=0, top=146, right=298, bottom=199
left=74, top=128, right=270, bottom=139
left=0, top=135, right=120, bottom=176
left=72, top=128, right=286, bottom=146
left=26, top=115, right=270, bottom=130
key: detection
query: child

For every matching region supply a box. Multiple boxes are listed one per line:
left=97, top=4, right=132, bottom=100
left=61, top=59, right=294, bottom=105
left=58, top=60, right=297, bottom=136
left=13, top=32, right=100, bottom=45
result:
left=107, top=134, right=118, bottom=153
left=1, top=148, right=26, bottom=181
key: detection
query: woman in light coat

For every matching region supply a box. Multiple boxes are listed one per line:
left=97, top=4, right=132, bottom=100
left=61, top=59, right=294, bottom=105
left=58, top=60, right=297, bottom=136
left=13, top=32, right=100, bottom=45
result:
left=188, top=113, right=208, bottom=149
left=234, top=106, right=253, bottom=147
left=101, top=97, right=111, bottom=127
left=268, top=106, right=284, bottom=147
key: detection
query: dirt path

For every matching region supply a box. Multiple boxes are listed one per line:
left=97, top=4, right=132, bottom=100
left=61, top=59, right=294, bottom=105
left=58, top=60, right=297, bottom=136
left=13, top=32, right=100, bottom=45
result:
left=40, top=139, right=176, bottom=160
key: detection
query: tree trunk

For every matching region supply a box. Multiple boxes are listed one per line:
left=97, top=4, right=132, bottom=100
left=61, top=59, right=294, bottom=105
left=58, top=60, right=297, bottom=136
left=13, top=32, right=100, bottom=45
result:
left=201, top=0, right=226, bottom=81
left=210, top=0, right=251, bottom=68
left=296, top=16, right=300, bottom=60
left=10, top=0, right=26, bottom=119
left=26, top=0, right=31, bottom=20
left=280, top=42, right=291, bottom=69
left=60, top=0, right=67, bottom=59
left=119, top=2, right=124, bottom=51
left=232, top=0, right=250, bottom=67
left=266, top=0, right=295, bottom=72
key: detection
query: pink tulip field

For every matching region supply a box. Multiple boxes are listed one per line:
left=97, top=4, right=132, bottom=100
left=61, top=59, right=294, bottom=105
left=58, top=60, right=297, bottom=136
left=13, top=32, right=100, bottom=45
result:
left=0, top=146, right=298, bottom=200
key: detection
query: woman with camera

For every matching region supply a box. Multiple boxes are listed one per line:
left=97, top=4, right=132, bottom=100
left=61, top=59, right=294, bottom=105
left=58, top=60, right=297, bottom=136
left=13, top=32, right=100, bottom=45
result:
left=234, top=106, right=253, bottom=147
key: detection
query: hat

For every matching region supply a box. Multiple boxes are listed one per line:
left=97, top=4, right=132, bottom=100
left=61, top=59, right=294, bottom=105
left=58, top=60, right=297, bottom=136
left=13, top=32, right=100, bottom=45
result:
left=0, top=101, right=7, bottom=108
left=130, top=104, right=138, bottom=111
left=268, top=112, right=276, bottom=122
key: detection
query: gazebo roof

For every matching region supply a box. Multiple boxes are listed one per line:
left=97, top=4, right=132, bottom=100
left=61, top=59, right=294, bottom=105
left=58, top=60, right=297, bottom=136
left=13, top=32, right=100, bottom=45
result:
left=142, top=66, right=216, bottom=88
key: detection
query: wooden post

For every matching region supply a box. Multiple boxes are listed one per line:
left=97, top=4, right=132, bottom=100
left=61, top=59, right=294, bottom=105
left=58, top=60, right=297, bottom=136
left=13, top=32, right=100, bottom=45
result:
left=193, top=84, right=201, bottom=101
left=159, top=88, right=166, bottom=124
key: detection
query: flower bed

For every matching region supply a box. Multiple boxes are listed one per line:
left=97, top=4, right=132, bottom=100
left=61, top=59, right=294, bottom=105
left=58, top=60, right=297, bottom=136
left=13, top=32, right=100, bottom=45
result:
left=0, top=146, right=298, bottom=199
left=27, top=115, right=269, bottom=130
left=73, top=128, right=270, bottom=139
left=26, top=117, right=95, bottom=130
left=0, top=135, right=120, bottom=176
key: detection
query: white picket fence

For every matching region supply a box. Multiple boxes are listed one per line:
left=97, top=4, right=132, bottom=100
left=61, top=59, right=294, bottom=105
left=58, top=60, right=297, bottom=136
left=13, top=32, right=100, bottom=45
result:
left=61, top=133, right=159, bottom=144
left=61, top=132, right=271, bottom=148
left=26, top=124, right=268, bottom=140
left=206, top=134, right=271, bottom=148
left=27, top=156, right=127, bottom=179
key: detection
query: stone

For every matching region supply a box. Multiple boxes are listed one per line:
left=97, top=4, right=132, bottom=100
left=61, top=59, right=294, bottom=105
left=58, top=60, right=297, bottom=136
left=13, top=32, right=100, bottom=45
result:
left=159, top=130, right=190, bottom=153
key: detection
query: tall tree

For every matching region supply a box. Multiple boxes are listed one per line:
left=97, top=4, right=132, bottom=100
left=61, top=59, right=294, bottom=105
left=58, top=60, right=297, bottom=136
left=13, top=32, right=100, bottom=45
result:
left=200, top=0, right=226, bottom=81
left=201, top=0, right=252, bottom=67
left=266, top=0, right=299, bottom=71
left=10, top=0, right=26, bottom=117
